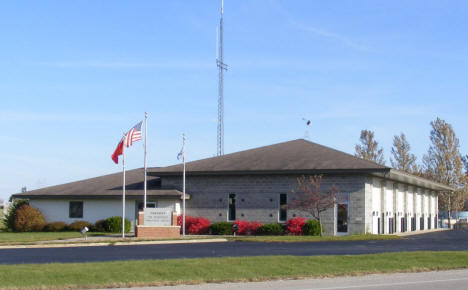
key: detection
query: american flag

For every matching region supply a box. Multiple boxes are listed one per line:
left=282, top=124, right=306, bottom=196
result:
left=125, top=121, right=142, bottom=147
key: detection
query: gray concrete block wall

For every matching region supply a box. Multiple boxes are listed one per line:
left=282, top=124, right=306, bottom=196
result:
left=161, top=174, right=367, bottom=235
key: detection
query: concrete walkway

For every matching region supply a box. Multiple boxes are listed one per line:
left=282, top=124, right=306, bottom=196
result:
left=0, top=237, right=228, bottom=249
left=114, top=269, right=468, bottom=290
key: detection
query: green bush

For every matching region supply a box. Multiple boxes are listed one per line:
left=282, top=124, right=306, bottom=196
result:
left=67, top=221, right=92, bottom=231
left=44, top=221, right=67, bottom=232
left=302, top=219, right=324, bottom=236
left=104, top=216, right=131, bottom=233
left=209, top=222, right=233, bottom=235
left=91, top=219, right=106, bottom=232
left=13, top=204, right=46, bottom=232
left=256, top=223, right=285, bottom=235
left=2, top=199, right=28, bottom=231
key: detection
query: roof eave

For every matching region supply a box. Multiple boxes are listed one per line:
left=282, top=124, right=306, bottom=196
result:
left=149, top=168, right=390, bottom=177
left=371, top=169, right=455, bottom=192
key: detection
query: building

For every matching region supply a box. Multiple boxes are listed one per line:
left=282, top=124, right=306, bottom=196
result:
left=12, top=139, right=452, bottom=235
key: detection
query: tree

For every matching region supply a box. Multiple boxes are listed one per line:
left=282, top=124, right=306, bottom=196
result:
left=390, top=133, right=421, bottom=174
left=355, top=130, right=385, bottom=165
left=423, top=118, right=468, bottom=228
left=462, top=155, right=468, bottom=175
left=290, top=175, right=339, bottom=236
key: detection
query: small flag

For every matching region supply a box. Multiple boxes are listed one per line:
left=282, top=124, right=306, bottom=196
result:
left=125, top=121, right=142, bottom=148
left=177, top=135, right=185, bottom=160
left=111, top=138, right=124, bottom=164
left=177, top=149, right=183, bottom=160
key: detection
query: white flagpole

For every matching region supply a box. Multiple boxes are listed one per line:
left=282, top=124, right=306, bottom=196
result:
left=122, top=134, right=126, bottom=239
left=182, top=133, right=186, bottom=236
left=144, top=112, right=148, bottom=209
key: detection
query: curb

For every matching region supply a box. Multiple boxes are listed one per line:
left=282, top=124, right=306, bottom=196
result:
left=0, top=238, right=228, bottom=249
left=395, top=228, right=449, bottom=237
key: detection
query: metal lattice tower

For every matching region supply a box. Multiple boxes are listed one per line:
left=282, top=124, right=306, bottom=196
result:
left=216, top=0, right=228, bottom=156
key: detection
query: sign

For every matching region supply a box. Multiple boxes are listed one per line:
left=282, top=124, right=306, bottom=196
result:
left=144, top=208, right=172, bottom=226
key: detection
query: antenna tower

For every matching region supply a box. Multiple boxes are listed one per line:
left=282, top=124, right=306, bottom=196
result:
left=216, top=0, right=228, bottom=156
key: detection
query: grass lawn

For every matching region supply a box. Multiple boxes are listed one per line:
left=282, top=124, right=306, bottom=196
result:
left=0, top=251, right=467, bottom=289
left=229, top=234, right=401, bottom=242
left=0, top=231, right=110, bottom=244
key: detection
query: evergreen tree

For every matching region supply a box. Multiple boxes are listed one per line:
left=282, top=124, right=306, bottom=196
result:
left=354, top=130, right=385, bottom=165
left=390, top=133, right=420, bottom=174
left=423, top=118, right=467, bottom=227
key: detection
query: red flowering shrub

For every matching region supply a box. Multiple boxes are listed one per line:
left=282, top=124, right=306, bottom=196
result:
left=233, top=220, right=250, bottom=235
left=286, top=217, right=306, bottom=235
left=248, top=221, right=263, bottom=235
left=177, top=215, right=210, bottom=235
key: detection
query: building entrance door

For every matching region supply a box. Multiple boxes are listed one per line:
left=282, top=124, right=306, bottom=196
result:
left=337, top=204, right=348, bottom=233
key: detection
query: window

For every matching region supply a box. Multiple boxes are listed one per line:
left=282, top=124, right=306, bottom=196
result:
left=69, top=201, right=83, bottom=218
left=138, top=201, right=157, bottom=211
left=279, top=193, right=287, bottom=222
left=228, top=194, right=236, bottom=221
left=337, top=204, right=348, bottom=233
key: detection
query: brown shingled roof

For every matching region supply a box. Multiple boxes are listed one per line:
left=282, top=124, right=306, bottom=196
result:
left=149, top=139, right=389, bottom=176
left=13, top=168, right=184, bottom=199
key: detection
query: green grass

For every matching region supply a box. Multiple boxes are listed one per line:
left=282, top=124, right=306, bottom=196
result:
left=228, top=234, right=401, bottom=242
left=0, top=231, right=110, bottom=244
left=0, top=251, right=467, bottom=289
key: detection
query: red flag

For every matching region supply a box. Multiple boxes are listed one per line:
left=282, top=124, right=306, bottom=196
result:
left=111, top=138, right=124, bottom=164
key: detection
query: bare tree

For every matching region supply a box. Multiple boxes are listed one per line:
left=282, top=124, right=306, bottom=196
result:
left=355, top=130, right=385, bottom=165
left=290, top=175, right=339, bottom=236
left=423, top=118, right=468, bottom=228
left=390, top=133, right=421, bottom=175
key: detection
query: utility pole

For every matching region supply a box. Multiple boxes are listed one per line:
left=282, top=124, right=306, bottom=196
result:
left=216, top=0, right=228, bottom=156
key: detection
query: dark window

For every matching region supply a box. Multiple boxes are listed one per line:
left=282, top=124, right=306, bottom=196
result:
left=69, top=201, right=83, bottom=218
left=388, top=217, right=394, bottom=234
left=228, top=194, right=236, bottom=221
left=279, top=193, right=287, bottom=222
left=337, top=204, right=348, bottom=232
left=137, top=202, right=157, bottom=211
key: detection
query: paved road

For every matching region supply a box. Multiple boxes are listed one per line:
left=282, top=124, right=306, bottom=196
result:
left=116, top=269, right=468, bottom=290
left=1, top=229, right=467, bottom=264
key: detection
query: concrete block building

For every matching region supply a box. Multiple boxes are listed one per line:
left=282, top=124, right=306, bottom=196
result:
left=13, top=139, right=452, bottom=235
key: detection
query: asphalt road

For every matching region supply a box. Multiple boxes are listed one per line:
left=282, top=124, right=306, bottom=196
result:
left=1, top=229, right=467, bottom=264
left=118, top=269, right=468, bottom=290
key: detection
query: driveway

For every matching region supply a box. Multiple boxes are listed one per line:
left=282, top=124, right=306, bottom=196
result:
left=1, top=229, right=467, bottom=264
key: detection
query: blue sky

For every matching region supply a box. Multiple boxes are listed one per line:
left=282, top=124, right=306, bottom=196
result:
left=1, top=0, right=467, bottom=200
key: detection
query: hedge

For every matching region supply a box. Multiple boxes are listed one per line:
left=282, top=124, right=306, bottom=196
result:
left=256, top=223, right=285, bottom=235
left=104, top=216, right=131, bottom=233
left=303, top=219, right=324, bottom=236
left=13, top=204, right=46, bottom=232
left=209, top=222, right=233, bottom=235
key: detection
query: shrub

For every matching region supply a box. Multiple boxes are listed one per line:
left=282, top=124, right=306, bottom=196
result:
left=104, top=216, right=131, bottom=233
left=209, top=222, right=233, bottom=235
left=2, top=199, right=28, bottom=231
left=248, top=221, right=263, bottom=235
left=188, top=217, right=210, bottom=234
left=303, top=219, right=324, bottom=236
left=286, top=217, right=306, bottom=236
left=67, top=221, right=93, bottom=232
left=13, top=204, right=46, bottom=232
left=256, top=223, right=284, bottom=235
left=44, top=221, right=67, bottom=232
left=91, top=219, right=106, bottom=232
left=177, top=215, right=211, bottom=235
left=233, top=220, right=250, bottom=235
